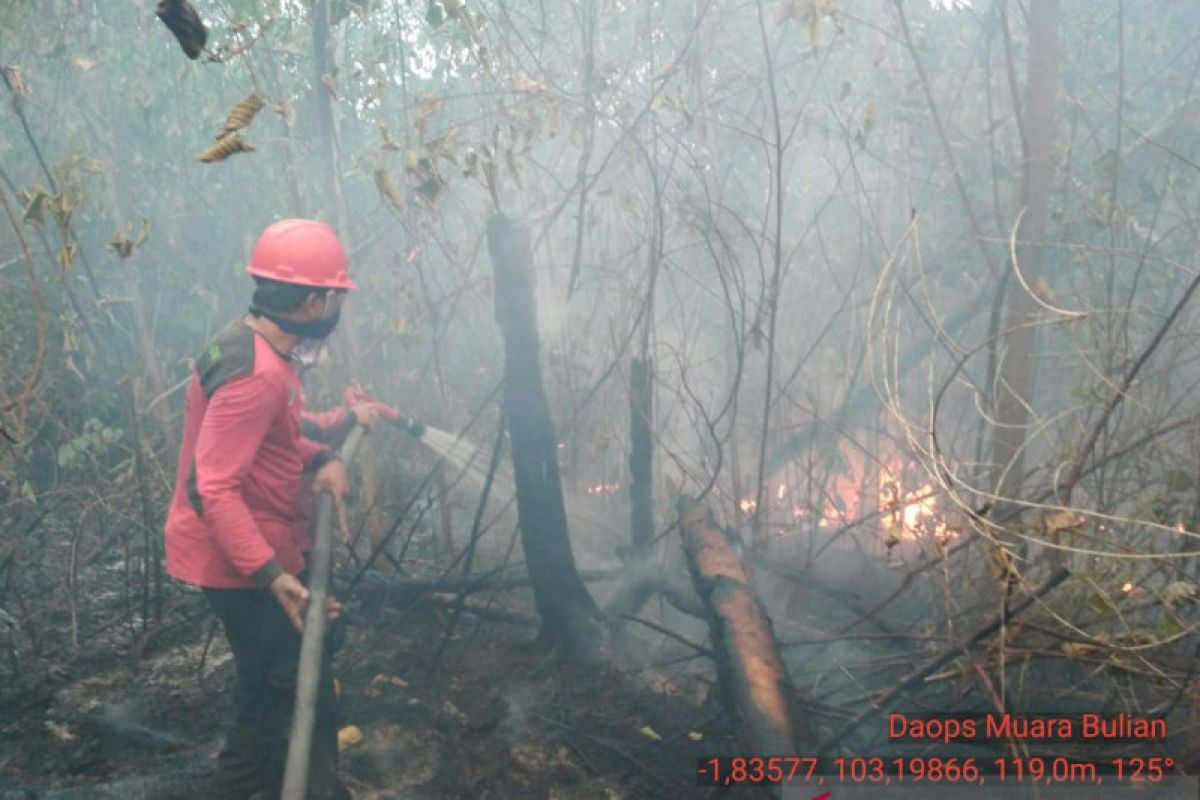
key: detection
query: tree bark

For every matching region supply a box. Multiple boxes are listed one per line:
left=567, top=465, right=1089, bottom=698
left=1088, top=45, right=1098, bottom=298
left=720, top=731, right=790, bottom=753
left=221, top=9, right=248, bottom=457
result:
left=678, top=496, right=807, bottom=758
left=487, top=213, right=603, bottom=661
left=989, top=0, right=1061, bottom=519
left=629, top=357, right=654, bottom=556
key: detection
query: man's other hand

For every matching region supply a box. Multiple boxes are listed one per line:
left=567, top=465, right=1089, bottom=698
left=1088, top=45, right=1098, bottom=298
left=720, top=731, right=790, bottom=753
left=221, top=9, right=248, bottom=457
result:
left=269, top=573, right=344, bottom=632
left=270, top=573, right=310, bottom=632
left=312, top=458, right=349, bottom=506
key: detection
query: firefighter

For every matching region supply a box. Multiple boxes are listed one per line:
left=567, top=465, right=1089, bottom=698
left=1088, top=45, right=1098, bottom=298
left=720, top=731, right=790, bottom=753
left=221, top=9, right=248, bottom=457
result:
left=163, top=219, right=395, bottom=798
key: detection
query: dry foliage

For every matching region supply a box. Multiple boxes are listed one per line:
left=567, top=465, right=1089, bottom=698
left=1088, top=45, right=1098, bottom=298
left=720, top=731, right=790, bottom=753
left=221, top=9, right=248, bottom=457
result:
left=217, top=94, right=264, bottom=139
left=196, top=134, right=254, bottom=163
left=156, top=0, right=207, bottom=60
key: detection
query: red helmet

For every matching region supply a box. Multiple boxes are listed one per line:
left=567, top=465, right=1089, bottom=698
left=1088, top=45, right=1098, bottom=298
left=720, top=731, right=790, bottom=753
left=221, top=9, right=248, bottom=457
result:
left=246, top=219, right=357, bottom=290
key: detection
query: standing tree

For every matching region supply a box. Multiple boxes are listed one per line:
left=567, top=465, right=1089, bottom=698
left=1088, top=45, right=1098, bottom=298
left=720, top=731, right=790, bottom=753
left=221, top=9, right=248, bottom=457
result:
left=488, top=212, right=604, bottom=661
left=989, top=0, right=1062, bottom=553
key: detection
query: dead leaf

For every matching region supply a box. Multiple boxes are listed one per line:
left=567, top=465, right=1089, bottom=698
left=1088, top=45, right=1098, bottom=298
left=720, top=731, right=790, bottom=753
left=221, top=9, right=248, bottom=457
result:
left=377, top=121, right=401, bottom=151
left=1163, top=581, right=1197, bottom=608
left=374, top=169, right=405, bottom=211
left=50, top=191, right=74, bottom=233
left=987, top=543, right=1019, bottom=584
left=504, top=148, right=522, bottom=189
left=1043, top=510, right=1084, bottom=533
left=58, top=243, right=79, bottom=274
left=22, top=187, right=48, bottom=225
left=337, top=725, right=363, bottom=750
left=638, top=725, right=662, bottom=741
left=321, top=72, right=339, bottom=100
left=156, top=0, right=208, bottom=60
left=109, top=230, right=134, bottom=259
left=75, top=58, right=96, bottom=72
left=273, top=100, right=295, bottom=127
left=44, top=720, right=77, bottom=742
left=135, top=218, right=151, bottom=247
left=406, top=244, right=424, bottom=264
left=1062, top=641, right=1101, bottom=659
left=2, top=65, right=31, bottom=101
left=418, top=93, right=443, bottom=119
left=512, top=73, right=545, bottom=94
left=196, top=134, right=255, bottom=163
left=216, top=94, right=264, bottom=139
left=428, top=124, right=461, bottom=163
left=687, top=731, right=703, bottom=741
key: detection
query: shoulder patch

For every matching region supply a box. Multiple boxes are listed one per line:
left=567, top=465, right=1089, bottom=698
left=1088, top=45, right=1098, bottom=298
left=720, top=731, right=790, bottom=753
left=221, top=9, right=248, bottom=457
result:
left=196, top=321, right=256, bottom=398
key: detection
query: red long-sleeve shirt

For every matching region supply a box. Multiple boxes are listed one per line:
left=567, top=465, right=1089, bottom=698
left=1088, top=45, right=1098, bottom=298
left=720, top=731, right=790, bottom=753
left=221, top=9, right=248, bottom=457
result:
left=163, top=319, right=352, bottom=589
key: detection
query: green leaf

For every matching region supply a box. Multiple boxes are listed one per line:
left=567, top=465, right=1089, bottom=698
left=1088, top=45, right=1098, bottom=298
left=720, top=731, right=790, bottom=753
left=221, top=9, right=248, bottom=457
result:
left=1157, top=610, right=1182, bottom=640
left=1087, top=591, right=1116, bottom=618
left=57, top=443, right=75, bottom=468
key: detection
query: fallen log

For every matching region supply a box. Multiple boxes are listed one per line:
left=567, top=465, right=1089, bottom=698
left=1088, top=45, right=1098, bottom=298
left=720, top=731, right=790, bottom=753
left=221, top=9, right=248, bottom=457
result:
left=352, top=566, right=621, bottom=598
left=678, top=496, right=807, bottom=758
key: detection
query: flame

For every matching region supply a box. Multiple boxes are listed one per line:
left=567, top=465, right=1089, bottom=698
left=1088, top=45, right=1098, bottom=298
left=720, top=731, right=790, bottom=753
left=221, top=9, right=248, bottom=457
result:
left=880, top=469, right=954, bottom=541
left=1121, top=581, right=1134, bottom=594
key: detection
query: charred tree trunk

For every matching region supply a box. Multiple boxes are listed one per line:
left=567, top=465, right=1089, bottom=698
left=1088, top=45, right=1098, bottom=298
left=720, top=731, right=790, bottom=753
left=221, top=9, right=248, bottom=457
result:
left=629, top=357, right=654, bottom=556
left=487, top=213, right=603, bottom=661
left=678, top=496, right=806, bottom=758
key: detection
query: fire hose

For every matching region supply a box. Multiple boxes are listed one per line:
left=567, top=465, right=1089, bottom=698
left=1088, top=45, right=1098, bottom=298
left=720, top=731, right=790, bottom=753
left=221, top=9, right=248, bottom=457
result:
left=281, top=413, right=426, bottom=798
left=281, top=425, right=365, bottom=800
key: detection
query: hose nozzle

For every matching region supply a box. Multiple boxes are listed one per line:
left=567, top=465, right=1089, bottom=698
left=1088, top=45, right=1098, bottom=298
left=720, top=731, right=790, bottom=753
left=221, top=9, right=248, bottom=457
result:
left=389, top=415, right=425, bottom=438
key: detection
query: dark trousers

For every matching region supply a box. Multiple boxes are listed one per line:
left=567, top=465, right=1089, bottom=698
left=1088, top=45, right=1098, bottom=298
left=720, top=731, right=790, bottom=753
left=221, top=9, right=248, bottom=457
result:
left=204, top=584, right=349, bottom=800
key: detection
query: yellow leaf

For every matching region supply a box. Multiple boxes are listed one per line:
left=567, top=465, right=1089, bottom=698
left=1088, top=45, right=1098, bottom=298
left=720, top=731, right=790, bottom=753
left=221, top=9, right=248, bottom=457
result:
left=58, top=243, right=79, bottom=273
left=196, top=134, right=255, bottom=163
left=1044, top=510, right=1083, bottom=533
left=637, top=725, right=661, bottom=741
left=216, top=94, right=265, bottom=139
left=337, top=725, right=363, bottom=750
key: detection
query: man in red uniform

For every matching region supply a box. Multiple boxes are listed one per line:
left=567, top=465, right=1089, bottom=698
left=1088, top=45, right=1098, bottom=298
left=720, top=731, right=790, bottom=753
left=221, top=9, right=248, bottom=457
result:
left=164, top=219, right=393, bottom=798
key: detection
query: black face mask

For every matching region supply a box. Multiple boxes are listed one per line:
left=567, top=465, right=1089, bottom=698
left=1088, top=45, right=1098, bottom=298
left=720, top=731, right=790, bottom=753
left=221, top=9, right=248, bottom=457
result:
left=250, top=307, right=341, bottom=340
